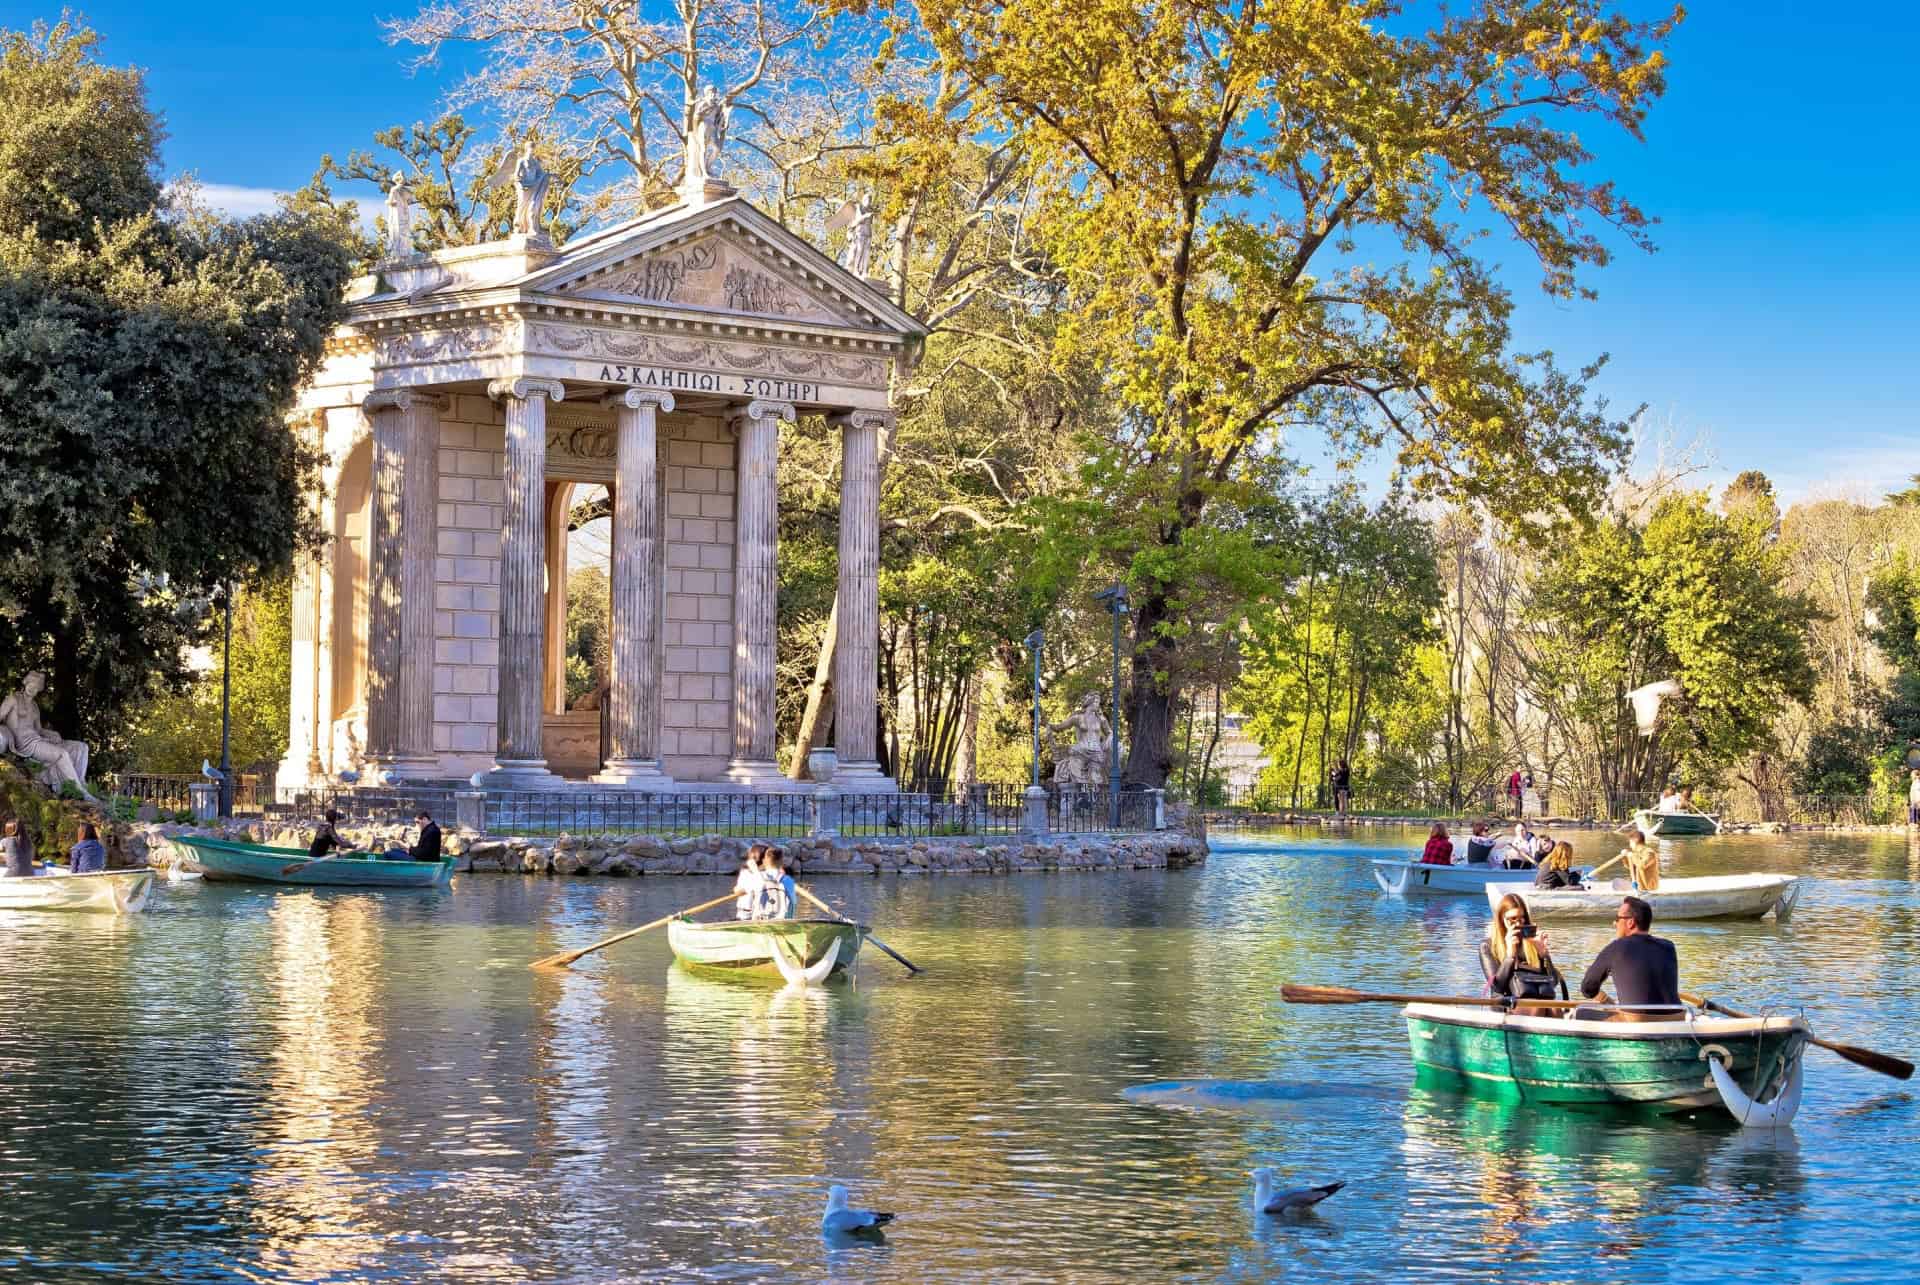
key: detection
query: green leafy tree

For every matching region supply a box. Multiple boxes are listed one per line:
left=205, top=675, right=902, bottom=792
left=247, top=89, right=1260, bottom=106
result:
left=563, top=565, right=611, bottom=707
left=120, top=579, right=293, bottom=774
left=1528, top=492, right=1820, bottom=795
left=870, top=0, right=1679, bottom=784
left=0, top=20, right=358, bottom=748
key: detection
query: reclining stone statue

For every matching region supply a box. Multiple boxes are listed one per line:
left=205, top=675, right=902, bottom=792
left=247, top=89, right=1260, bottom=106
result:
left=0, top=671, right=94, bottom=799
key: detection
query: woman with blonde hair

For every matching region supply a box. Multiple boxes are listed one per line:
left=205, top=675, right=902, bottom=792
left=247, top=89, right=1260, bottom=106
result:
left=1480, top=893, right=1566, bottom=1008
left=1532, top=841, right=1582, bottom=890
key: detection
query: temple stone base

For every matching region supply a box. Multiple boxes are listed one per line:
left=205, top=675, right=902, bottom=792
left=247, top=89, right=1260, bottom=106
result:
left=828, top=760, right=897, bottom=794
left=471, top=759, right=570, bottom=791
left=590, top=758, right=676, bottom=790
left=723, top=758, right=790, bottom=789
left=361, top=753, right=441, bottom=785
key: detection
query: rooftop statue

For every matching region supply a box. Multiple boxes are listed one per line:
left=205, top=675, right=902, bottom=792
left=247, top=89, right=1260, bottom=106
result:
left=683, top=86, right=731, bottom=194
left=487, top=140, right=553, bottom=238
left=383, top=171, right=415, bottom=260
left=828, top=194, right=876, bottom=278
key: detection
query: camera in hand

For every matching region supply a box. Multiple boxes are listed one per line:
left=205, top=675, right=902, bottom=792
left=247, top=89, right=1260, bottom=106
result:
left=1519, top=924, right=1537, bottom=938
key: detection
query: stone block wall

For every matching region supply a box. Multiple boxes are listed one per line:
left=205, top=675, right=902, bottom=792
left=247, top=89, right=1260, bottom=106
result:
left=417, top=399, right=740, bottom=782
left=431, top=394, right=509, bottom=775
left=659, top=412, right=737, bottom=780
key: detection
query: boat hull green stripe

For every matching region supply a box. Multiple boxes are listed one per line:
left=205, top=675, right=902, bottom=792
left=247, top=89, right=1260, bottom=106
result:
left=667, top=918, right=865, bottom=976
left=171, top=835, right=454, bottom=888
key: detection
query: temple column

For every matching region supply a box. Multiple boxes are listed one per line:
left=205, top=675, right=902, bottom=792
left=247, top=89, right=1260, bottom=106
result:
left=478, top=377, right=569, bottom=791
left=361, top=388, right=441, bottom=783
left=724, top=399, right=792, bottom=788
left=594, top=389, right=675, bottom=788
left=831, top=410, right=897, bottom=791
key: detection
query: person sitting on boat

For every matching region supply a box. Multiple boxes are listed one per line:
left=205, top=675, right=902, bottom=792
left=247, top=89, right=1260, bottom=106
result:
left=1463, top=821, right=1497, bottom=865
left=308, top=810, right=345, bottom=861
left=1481, top=893, right=1566, bottom=1010
left=763, top=849, right=799, bottom=920
left=384, top=810, right=442, bottom=863
left=1419, top=823, right=1453, bottom=865
left=69, top=822, right=106, bottom=874
left=734, top=845, right=767, bottom=919
left=1621, top=831, right=1660, bottom=891
left=1532, top=841, right=1582, bottom=890
left=1529, top=828, right=1556, bottom=863
left=1656, top=785, right=1682, bottom=813
left=2, top=817, right=36, bottom=878
left=1579, top=895, right=1681, bottom=1020
left=1498, top=823, right=1537, bottom=869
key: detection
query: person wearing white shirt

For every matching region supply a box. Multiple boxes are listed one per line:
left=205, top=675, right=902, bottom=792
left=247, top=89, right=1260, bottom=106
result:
left=733, top=847, right=766, bottom=919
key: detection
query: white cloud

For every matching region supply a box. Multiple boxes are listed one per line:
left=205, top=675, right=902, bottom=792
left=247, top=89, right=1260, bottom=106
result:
left=189, top=182, right=289, bottom=219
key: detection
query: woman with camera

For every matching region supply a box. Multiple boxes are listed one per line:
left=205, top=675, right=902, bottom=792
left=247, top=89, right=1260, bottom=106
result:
left=1480, top=893, right=1567, bottom=1012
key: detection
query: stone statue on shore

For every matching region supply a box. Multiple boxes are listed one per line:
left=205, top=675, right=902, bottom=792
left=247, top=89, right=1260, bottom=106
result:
left=683, top=86, right=730, bottom=193
left=383, top=171, right=414, bottom=260
left=0, top=671, right=93, bottom=799
left=1048, top=693, right=1112, bottom=788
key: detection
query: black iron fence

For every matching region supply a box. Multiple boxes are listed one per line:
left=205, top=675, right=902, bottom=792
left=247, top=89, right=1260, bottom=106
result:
left=103, top=772, right=267, bottom=816
left=256, top=781, right=1160, bottom=839
left=1201, top=780, right=1905, bottom=826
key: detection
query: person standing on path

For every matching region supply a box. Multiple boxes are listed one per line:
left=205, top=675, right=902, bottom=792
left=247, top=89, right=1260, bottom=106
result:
left=1909, top=770, right=1919, bottom=827
left=1332, top=760, right=1352, bottom=815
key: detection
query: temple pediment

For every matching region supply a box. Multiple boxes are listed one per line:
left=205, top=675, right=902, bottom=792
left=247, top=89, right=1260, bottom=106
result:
left=521, top=198, right=917, bottom=336
left=554, top=229, right=852, bottom=326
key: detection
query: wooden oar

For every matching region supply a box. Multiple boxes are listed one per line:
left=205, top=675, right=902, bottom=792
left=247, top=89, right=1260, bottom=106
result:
left=1681, top=991, right=1914, bottom=1081
left=279, top=852, right=352, bottom=877
left=1281, top=984, right=1584, bottom=1010
left=529, top=891, right=740, bottom=970
left=795, top=885, right=921, bottom=975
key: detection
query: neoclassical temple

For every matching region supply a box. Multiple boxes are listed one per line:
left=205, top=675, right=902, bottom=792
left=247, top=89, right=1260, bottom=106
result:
left=276, top=184, right=923, bottom=794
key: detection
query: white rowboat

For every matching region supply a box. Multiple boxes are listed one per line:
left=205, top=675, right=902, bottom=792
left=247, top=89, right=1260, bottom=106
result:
left=1372, top=860, right=1543, bottom=897
left=0, top=869, right=156, bottom=914
left=1487, top=874, right=1802, bottom=922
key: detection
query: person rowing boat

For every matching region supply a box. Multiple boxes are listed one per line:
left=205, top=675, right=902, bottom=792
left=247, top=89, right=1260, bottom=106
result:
left=1576, top=895, right=1682, bottom=1021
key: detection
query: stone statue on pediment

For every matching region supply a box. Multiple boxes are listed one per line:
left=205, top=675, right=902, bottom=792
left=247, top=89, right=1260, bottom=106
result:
left=383, top=171, right=414, bottom=260
left=0, top=671, right=93, bottom=799
left=828, top=194, right=876, bottom=278
left=488, top=140, right=553, bottom=238
left=683, top=86, right=731, bottom=193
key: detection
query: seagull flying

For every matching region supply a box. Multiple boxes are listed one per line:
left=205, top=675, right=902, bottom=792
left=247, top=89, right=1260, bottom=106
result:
left=1626, top=679, right=1683, bottom=736
left=200, top=759, right=225, bottom=782
left=1252, top=1167, right=1346, bottom=1215
left=821, top=1185, right=895, bottom=1239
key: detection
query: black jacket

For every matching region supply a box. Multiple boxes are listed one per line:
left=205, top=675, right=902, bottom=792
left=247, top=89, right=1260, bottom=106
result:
left=411, top=822, right=443, bottom=864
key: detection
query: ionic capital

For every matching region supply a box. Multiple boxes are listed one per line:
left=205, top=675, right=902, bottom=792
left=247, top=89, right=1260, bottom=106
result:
left=603, top=389, right=676, bottom=415
left=364, top=387, right=432, bottom=416
left=488, top=377, right=567, bottom=405
left=729, top=399, right=796, bottom=427
left=830, top=409, right=895, bottom=434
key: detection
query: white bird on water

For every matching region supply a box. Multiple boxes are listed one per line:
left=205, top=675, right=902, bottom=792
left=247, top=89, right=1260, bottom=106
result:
left=1252, top=1167, right=1346, bottom=1215
left=821, top=1185, right=895, bottom=1239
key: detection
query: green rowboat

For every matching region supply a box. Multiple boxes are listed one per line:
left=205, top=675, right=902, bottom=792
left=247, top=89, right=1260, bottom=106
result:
left=1633, top=808, right=1720, bottom=837
left=170, top=835, right=454, bottom=889
left=667, top=917, right=866, bottom=980
left=1405, top=1002, right=1807, bottom=1117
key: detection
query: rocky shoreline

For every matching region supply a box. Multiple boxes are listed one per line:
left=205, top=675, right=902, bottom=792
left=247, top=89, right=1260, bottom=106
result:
left=133, top=821, right=1209, bottom=877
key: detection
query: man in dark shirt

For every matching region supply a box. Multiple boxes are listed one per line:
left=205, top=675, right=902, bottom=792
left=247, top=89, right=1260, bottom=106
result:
left=410, top=811, right=442, bottom=864
left=308, top=809, right=343, bottom=860
left=1581, top=896, right=1682, bottom=1019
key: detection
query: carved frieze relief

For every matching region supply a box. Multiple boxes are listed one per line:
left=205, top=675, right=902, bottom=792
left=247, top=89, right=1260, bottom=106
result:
left=375, top=323, right=501, bottom=365
left=527, top=321, right=893, bottom=391
left=547, top=424, right=616, bottom=461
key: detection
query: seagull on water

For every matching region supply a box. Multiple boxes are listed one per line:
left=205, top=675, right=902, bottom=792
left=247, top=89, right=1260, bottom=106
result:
left=821, top=1185, right=895, bottom=1239
left=1252, top=1167, right=1346, bottom=1215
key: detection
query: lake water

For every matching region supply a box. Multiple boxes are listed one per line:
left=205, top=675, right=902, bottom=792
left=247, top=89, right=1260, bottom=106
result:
left=2, top=828, right=1917, bottom=1282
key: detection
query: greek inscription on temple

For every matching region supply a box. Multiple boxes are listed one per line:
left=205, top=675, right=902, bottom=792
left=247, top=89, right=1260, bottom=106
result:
left=597, top=363, right=818, bottom=404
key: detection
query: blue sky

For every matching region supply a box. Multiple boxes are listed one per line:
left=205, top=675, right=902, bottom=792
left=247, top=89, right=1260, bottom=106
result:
left=19, top=0, right=1915, bottom=505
